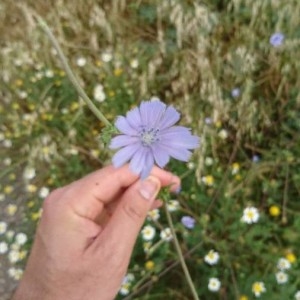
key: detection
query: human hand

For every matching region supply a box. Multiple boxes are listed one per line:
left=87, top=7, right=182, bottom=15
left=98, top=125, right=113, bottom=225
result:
left=12, top=165, right=180, bottom=300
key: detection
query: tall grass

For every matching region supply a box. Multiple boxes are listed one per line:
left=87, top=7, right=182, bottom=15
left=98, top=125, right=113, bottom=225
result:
left=1, top=1, right=300, bottom=299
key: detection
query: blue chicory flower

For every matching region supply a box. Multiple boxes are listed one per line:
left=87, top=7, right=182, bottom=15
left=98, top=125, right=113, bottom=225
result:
left=204, top=117, right=213, bottom=125
left=109, top=98, right=200, bottom=178
left=181, top=216, right=196, bottom=229
left=231, top=88, right=240, bottom=98
left=269, top=32, right=284, bottom=47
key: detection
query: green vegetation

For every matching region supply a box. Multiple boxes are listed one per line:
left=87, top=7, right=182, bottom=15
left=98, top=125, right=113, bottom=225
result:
left=1, top=1, right=300, bottom=299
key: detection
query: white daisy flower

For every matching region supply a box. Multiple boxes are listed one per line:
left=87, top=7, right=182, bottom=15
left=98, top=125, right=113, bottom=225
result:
left=39, top=187, right=50, bottom=198
left=8, top=250, right=20, bottom=264
left=147, top=209, right=160, bottom=221
left=0, top=242, right=8, bottom=254
left=160, top=227, right=173, bottom=242
left=15, top=233, right=28, bottom=246
left=218, top=129, right=228, bottom=139
left=167, top=200, right=180, bottom=212
left=277, top=257, right=291, bottom=271
left=204, top=250, right=220, bottom=265
left=208, top=277, right=221, bottom=292
left=241, top=207, right=260, bottom=224
left=119, top=273, right=135, bottom=295
left=8, top=267, right=23, bottom=280
left=93, top=84, right=106, bottom=102
left=295, top=290, right=300, bottom=300
left=252, top=281, right=266, bottom=297
left=101, top=52, right=113, bottom=62
left=130, top=59, right=139, bottom=68
left=275, top=271, right=288, bottom=284
left=45, top=69, right=54, bottom=78
left=205, top=157, right=214, bottom=166
left=0, top=221, right=8, bottom=235
left=23, top=167, right=36, bottom=180
left=119, top=285, right=130, bottom=296
left=3, top=139, right=12, bottom=148
left=4, top=158, right=12, bottom=166
left=141, top=225, right=156, bottom=241
left=76, top=57, right=87, bottom=67
left=18, top=91, right=28, bottom=99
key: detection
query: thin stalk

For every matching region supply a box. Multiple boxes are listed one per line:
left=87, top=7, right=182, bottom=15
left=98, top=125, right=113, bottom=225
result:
left=36, top=16, right=111, bottom=126
left=164, top=205, right=199, bottom=300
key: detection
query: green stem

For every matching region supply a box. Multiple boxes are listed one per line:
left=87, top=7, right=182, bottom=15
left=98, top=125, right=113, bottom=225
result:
left=37, top=16, right=111, bottom=126
left=164, top=204, right=200, bottom=300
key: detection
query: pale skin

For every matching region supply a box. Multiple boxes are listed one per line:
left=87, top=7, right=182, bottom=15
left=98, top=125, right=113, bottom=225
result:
left=12, top=165, right=180, bottom=300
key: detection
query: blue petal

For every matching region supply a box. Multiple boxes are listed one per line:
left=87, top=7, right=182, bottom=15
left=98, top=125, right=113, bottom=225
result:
left=140, top=151, right=155, bottom=179
left=129, top=147, right=148, bottom=175
left=139, top=100, right=166, bottom=127
left=112, top=143, right=139, bottom=168
left=126, top=107, right=142, bottom=130
left=157, top=143, right=192, bottom=162
left=151, top=144, right=170, bottom=168
left=158, top=106, right=180, bottom=130
left=160, top=131, right=200, bottom=149
left=109, top=135, right=139, bottom=149
left=115, top=116, right=138, bottom=135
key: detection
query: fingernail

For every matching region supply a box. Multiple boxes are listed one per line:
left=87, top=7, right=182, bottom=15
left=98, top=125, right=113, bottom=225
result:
left=139, top=176, right=160, bottom=201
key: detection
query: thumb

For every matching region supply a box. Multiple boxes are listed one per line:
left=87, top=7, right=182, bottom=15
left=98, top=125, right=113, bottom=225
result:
left=95, top=175, right=161, bottom=252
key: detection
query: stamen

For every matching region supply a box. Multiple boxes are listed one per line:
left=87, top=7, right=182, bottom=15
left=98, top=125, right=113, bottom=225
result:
left=140, top=127, right=159, bottom=146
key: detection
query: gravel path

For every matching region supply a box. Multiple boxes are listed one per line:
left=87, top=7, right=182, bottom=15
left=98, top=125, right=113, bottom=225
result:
left=0, top=166, right=27, bottom=300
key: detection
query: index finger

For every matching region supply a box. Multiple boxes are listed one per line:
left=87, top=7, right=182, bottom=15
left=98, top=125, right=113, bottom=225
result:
left=65, top=164, right=180, bottom=220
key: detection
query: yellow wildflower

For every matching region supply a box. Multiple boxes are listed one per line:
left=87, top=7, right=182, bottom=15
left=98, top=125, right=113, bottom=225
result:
left=70, top=102, right=80, bottom=111
left=4, top=185, right=13, bottom=194
left=15, top=79, right=23, bottom=87
left=269, top=205, right=281, bottom=217
left=202, top=175, right=214, bottom=186
left=6, top=204, right=17, bottom=216
left=285, top=252, right=296, bottom=264
left=95, top=60, right=102, bottom=67
left=114, top=68, right=123, bottom=76
left=27, top=201, right=35, bottom=208
left=232, top=162, right=240, bottom=174
left=215, top=120, right=222, bottom=128
left=235, top=174, right=242, bottom=181
left=108, top=90, right=115, bottom=97
left=26, top=184, right=37, bottom=193
left=31, top=209, right=43, bottom=221
left=145, top=260, right=155, bottom=271
left=12, top=103, right=20, bottom=110
left=58, top=70, right=65, bottom=77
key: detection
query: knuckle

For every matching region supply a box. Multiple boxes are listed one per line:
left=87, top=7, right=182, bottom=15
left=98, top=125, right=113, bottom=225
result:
left=122, top=202, right=144, bottom=221
left=42, top=187, right=64, bottom=210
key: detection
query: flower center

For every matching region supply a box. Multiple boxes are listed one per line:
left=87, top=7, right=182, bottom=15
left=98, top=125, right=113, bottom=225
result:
left=140, top=127, right=159, bottom=146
